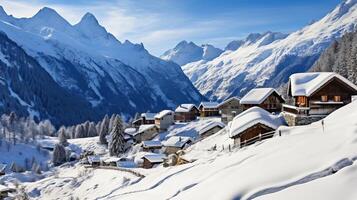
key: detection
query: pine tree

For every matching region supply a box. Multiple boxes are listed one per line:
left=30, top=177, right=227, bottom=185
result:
left=88, top=122, right=97, bottom=137
left=99, top=115, right=110, bottom=144
left=75, top=124, right=85, bottom=138
left=108, top=116, right=126, bottom=156
left=58, top=127, right=68, bottom=146
left=52, top=143, right=67, bottom=166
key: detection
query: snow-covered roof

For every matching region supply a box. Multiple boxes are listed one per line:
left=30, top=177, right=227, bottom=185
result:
left=140, top=113, right=156, bottom=120
left=137, top=124, right=157, bottom=134
left=103, top=157, right=121, bottom=163
left=0, top=184, right=12, bottom=192
left=229, top=107, right=286, bottom=138
left=175, top=104, right=197, bottom=113
left=142, top=153, right=166, bottom=163
left=289, top=72, right=357, bottom=97
left=199, top=101, right=219, bottom=109
left=124, top=128, right=137, bottom=136
left=142, top=140, right=162, bottom=148
left=155, top=110, right=174, bottom=119
left=162, top=136, right=193, bottom=148
left=199, top=121, right=225, bottom=135
left=240, top=88, right=282, bottom=104
left=87, top=155, right=101, bottom=163
left=217, top=97, right=240, bottom=108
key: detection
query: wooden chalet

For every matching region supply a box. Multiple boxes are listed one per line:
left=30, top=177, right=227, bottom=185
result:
left=132, top=113, right=156, bottom=128
left=240, top=88, right=285, bottom=113
left=141, top=154, right=166, bottom=169
left=0, top=185, right=15, bottom=199
left=198, top=122, right=225, bottom=139
left=229, top=107, right=286, bottom=147
left=141, top=140, right=162, bottom=152
left=155, top=110, right=175, bottom=131
left=134, top=124, right=159, bottom=143
left=174, top=104, right=199, bottom=122
left=217, top=97, right=242, bottom=124
left=162, top=136, right=193, bottom=155
left=283, top=72, right=357, bottom=125
left=198, top=102, right=220, bottom=118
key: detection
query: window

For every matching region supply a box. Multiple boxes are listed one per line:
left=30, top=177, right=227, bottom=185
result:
left=297, top=96, right=307, bottom=106
left=334, top=96, right=341, bottom=102
left=321, top=95, right=328, bottom=102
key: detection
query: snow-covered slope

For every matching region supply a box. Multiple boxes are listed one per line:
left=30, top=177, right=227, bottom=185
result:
left=25, top=93, right=357, bottom=199
left=161, top=41, right=223, bottom=66
left=183, top=1, right=357, bottom=101
left=0, top=6, right=203, bottom=125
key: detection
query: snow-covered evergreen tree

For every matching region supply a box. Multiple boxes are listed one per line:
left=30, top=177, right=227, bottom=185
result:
left=99, top=115, right=110, bottom=144
left=75, top=124, right=85, bottom=138
left=58, top=127, right=68, bottom=146
left=52, top=143, right=67, bottom=166
left=108, top=116, right=126, bottom=156
left=88, top=122, right=97, bottom=137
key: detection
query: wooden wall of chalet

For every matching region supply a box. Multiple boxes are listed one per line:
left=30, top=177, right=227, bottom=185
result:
left=309, top=77, right=356, bottom=104
left=242, top=92, right=284, bottom=113
left=199, top=107, right=220, bottom=117
left=142, top=158, right=155, bottom=169
left=232, top=123, right=274, bottom=145
left=219, top=98, right=242, bottom=123
left=175, top=108, right=199, bottom=122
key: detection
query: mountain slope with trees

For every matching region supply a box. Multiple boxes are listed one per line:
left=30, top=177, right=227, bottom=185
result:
left=311, top=30, right=357, bottom=84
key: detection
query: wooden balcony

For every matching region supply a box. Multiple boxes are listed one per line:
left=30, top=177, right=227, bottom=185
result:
left=282, top=104, right=310, bottom=115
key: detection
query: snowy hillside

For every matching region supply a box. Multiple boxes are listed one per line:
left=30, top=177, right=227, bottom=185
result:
left=22, top=98, right=357, bottom=199
left=183, top=0, right=357, bottom=101
left=161, top=41, right=223, bottom=66
left=0, top=6, right=203, bottom=125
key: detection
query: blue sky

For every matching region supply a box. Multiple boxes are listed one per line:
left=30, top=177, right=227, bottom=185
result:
left=0, top=0, right=341, bottom=55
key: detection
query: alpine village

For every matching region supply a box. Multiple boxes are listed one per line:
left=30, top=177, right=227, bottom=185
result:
left=1, top=1, right=357, bottom=199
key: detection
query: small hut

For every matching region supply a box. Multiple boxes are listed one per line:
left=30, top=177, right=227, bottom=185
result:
left=141, top=154, right=166, bottom=169
left=229, top=107, right=286, bottom=147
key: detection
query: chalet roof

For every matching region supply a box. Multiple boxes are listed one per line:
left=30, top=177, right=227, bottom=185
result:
left=162, top=136, right=193, bottom=148
left=141, top=113, right=156, bottom=120
left=240, top=88, right=282, bottom=104
left=217, top=97, right=240, bottom=108
left=142, top=140, right=162, bottom=148
left=229, top=107, right=286, bottom=138
left=289, top=72, right=357, bottom=97
left=103, top=157, right=121, bottom=163
left=199, top=121, right=225, bottom=135
left=137, top=124, right=157, bottom=134
left=175, top=104, right=197, bottom=113
left=124, top=128, right=137, bottom=135
left=155, top=110, right=174, bottom=119
left=142, top=153, right=166, bottom=163
left=87, top=155, right=101, bottom=163
left=199, top=101, right=219, bottom=109
left=0, top=184, right=14, bottom=193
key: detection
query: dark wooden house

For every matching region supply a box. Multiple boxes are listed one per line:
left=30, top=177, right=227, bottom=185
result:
left=198, top=102, right=220, bottom=118
left=174, top=104, right=199, bottom=122
left=218, top=97, right=242, bottom=124
left=282, top=72, right=357, bottom=125
left=141, top=154, right=166, bottom=169
left=240, top=88, right=285, bottom=113
left=229, top=107, right=286, bottom=147
left=132, top=113, right=156, bottom=128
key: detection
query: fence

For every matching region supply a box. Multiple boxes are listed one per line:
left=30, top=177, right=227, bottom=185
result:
left=84, top=165, right=145, bottom=178
left=211, top=130, right=282, bottom=152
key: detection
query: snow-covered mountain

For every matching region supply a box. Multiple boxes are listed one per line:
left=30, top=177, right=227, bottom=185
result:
left=0, top=6, right=203, bottom=125
left=161, top=41, right=223, bottom=66
left=183, top=0, right=357, bottom=101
